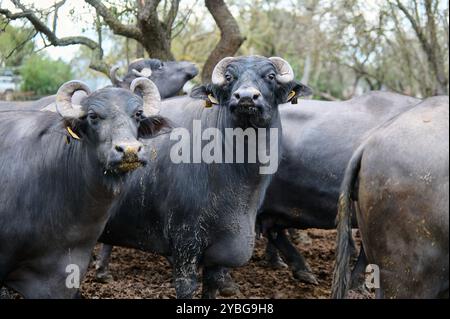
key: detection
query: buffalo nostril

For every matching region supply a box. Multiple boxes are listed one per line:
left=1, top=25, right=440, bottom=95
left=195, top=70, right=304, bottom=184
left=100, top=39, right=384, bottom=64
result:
left=138, top=146, right=142, bottom=153
left=115, top=145, right=124, bottom=153
left=253, top=93, right=260, bottom=100
left=234, top=93, right=240, bottom=100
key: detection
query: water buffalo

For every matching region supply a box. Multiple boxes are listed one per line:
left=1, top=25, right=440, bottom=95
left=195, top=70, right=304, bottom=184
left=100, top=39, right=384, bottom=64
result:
left=111, top=58, right=199, bottom=98
left=0, top=78, right=169, bottom=298
left=98, top=56, right=311, bottom=298
left=332, top=96, right=449, bottom=299
left=257, top=92, right=421, bottom=285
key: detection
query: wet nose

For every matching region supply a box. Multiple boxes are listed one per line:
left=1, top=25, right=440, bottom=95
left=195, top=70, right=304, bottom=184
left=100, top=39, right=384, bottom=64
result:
left=114, top=141, right=144, bottom=157
left=233, top=87, right=261, bottom=103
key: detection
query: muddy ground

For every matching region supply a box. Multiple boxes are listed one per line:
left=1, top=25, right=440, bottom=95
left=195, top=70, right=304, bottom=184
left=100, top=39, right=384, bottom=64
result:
left=81, top=229, right=370, bottom=299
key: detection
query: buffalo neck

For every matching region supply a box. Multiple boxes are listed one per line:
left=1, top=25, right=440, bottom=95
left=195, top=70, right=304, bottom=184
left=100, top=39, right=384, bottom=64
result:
left=41, top=127, right=119, bottom=227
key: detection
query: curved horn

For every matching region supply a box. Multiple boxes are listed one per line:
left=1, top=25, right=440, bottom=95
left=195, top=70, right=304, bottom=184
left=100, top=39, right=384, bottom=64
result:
left=130, top=77, right=161, bottom=116
left=55, top=80, right=91, bottom=118
left=110, top=65, right=123, bottom=86
left=130, top=58, right=145, bottom=64
left=269, top=57, right=294, bottom=83
left=211, top=57, right=235, bottom=85
left=131, top=67, right=152, bottom=78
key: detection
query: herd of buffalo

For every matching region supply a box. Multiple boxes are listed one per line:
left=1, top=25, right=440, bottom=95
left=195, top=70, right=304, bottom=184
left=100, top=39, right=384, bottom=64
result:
left=0, top=55, right=448, bottom=299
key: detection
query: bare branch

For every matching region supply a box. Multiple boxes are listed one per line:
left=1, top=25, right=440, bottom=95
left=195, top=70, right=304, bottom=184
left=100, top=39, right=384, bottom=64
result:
left=52, top=0, right=66, bottom=33
left=140, top=0, right=161, bottom=21
left=1, top=1, right=109, bottom=75
left=0, top=6, right=98, bottom=50
left=84, top=0, right=142, bottom=41
left=164, top=0, right=180, bottom=34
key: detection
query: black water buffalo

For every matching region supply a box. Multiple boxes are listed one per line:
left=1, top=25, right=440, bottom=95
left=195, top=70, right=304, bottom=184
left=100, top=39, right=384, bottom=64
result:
left=332, top=96, right=449, bottom=299
left=98, top=56, right=311, bottom=298
left=0, top=78, right=169, bottom=298
left=111, top=58, right=199, bottom=98
left=256, top=92, right=421, bottom=285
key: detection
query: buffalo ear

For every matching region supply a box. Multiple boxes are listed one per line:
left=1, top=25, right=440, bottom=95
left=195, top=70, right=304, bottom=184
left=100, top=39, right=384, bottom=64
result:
left=285, top=81, right=313, bottom=104
left=138, top=115, right=172, bottom=139
left=190, top=85, right=219, bottom=107
left=63, top=118, right=86, bottom=142
left=190, top=85, right=210, bottom=100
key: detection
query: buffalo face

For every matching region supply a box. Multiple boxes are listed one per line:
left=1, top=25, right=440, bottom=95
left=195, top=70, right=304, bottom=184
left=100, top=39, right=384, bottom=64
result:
left=111, top=58, right=199, bottom=98
left=55, top=78, right=170, bottom=175
left=192, top=56, right=312, bottom=128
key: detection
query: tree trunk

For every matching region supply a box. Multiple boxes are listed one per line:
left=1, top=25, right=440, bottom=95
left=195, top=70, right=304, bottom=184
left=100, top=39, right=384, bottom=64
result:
left=136, top=42, right=145, bottom=59
left=201, top=0, right=246, bottom=83
left=140, top=29, right=174, bottom=60
left=137, top=0, right=176, bottom=61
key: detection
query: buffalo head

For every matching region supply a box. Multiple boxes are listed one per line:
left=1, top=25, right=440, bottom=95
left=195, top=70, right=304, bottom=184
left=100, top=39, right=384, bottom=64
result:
left=56, top=78, right=170, bottom=174
left=110, top=58, right=199, bottom=98
left=191, top=56, right=312, bottom=127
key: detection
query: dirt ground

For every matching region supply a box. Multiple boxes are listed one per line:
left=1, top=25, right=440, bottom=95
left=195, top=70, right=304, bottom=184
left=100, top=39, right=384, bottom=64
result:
left=81, top=229, right=370, bottom=299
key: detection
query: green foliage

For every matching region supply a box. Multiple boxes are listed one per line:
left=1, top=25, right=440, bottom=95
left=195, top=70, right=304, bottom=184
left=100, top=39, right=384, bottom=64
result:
left=20, top=54, right=73, bottom=95
left=0, top=18, right=35, bottom=67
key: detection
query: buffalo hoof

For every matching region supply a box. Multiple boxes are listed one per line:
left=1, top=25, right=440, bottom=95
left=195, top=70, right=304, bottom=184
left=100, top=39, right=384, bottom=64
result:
left=219, top=281, right=241, bottom=297
left=293, top=270, right=318, bottom=285
left=267, top=258, right=289, bottom=270
left=95, top=271, right=114, bottom=284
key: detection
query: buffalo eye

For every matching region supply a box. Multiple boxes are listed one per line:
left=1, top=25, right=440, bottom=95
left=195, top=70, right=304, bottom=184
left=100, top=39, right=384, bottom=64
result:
left=135, top=110, right=144, bottom=119
left=267, top=73, right=276, bottom=81
left=225, top=73, right=233, bottom=82
left=88, top=112, right=98, bottom=120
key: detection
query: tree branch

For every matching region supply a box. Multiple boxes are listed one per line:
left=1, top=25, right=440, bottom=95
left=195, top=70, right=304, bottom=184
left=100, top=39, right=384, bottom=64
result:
left=52, top=0, right=66, bottom=34
left=0, top=2, right=109, bottom=75
left=84, top=0, right=143, bottom=41
left=140, top=0, right=161, bottom=21
left=201, top=0, right=246, bottom=82
left=164, top=0, right=180, bottom=34
left=0, top=6, right=98, bottom=50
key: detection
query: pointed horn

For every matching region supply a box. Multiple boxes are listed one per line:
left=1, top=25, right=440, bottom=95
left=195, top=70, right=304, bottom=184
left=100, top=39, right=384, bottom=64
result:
left=130, top=77, right=161, bottom=116
left=55, top=80, right=91, bottom=118
left=211, top=57, right=235, bottom=85
left=110, top=65, right=123, bottom=86
left=269, top=57, right=294, bottom=83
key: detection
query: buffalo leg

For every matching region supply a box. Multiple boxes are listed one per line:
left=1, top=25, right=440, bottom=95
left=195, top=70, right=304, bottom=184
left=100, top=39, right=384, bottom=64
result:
left=268, top=229, right=318, bottom=285
left=173, top=239, right=200, bottom=299
left=201, top=266, right=227, bottom=299
left=265, top=240, right=288, bottom=269
left=95, top=244, right=114, bottom=283
left=173, top=261, right=198, bottom=299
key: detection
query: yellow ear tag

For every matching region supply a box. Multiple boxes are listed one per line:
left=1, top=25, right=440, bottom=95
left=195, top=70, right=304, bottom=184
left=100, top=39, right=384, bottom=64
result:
left=208, top=94, right=219, bottom=105
left=66, top=126, right=80, bottom=140
left=287, top=90, right=296, bottom=102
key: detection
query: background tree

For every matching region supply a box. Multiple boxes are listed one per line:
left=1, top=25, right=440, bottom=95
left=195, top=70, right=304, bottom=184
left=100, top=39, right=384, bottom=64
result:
left=20, top=53, right=72, bottom=95
left=1, top=0, right=448, bottom=98
left=0, top=16, right=35, bottom=67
